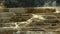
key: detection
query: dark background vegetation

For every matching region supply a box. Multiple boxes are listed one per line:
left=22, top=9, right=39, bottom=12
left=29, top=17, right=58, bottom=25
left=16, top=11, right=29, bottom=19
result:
left=0, top=0, right=57, bottom=8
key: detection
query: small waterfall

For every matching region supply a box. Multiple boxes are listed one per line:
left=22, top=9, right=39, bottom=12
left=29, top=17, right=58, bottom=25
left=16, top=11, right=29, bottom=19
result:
left=52, top=1, right=56, bottom=7
left=44, top=1, right=56, bottom=7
